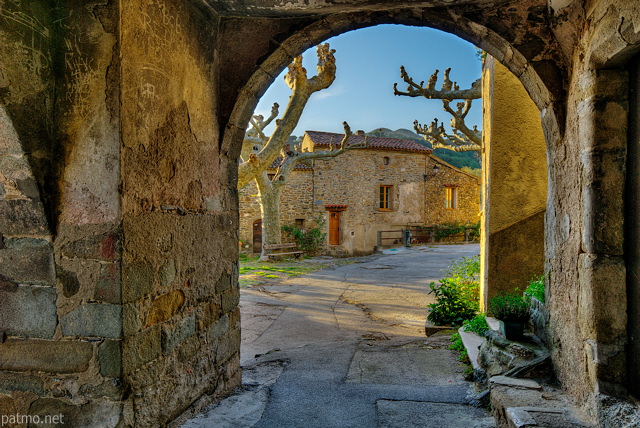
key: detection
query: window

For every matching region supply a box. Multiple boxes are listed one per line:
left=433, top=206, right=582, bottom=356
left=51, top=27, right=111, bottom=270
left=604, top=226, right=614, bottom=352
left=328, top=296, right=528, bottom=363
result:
left=295, top=219, right=305, bottom=228
left=379, top=185, right=393, bottom=210
left=383, top=156, right=390, bottom=165
left=446, top=187, right=458, bottom=209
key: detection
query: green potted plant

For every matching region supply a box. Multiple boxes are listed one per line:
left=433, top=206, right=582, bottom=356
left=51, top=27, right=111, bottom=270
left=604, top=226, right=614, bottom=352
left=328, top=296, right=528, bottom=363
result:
left=489, top=290, right=530, bottom=341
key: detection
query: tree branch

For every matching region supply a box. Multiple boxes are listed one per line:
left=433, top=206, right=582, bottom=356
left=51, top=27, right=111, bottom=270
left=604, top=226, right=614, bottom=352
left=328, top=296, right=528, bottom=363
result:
left=238, top=43, right=337, bottom=188
left=393, top=66, right=481, bottom=100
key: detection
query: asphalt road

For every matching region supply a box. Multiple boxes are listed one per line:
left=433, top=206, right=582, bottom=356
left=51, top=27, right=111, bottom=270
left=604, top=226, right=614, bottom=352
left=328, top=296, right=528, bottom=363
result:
left=176, top=244, right=495, bottom=428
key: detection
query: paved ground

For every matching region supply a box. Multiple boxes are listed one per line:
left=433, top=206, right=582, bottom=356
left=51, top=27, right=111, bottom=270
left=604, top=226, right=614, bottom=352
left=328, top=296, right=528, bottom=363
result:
left=176, top=244, right=495, bottom=428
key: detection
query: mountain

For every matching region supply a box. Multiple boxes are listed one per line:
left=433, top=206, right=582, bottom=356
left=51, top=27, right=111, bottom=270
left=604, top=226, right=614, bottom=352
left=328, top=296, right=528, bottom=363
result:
left=366, top=128, right=481, bottom=170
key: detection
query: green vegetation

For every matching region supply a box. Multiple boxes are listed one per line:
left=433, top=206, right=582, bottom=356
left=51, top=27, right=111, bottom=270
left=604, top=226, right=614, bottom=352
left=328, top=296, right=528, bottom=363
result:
left=450, top=333, right=469, bottom=363
left=434, top=221, right=480, bottom=241
left=462, top=313, right=489, bottom=336
left=524, top=275, right=545, bottom=303
left=427, top=255, right=480, bottom=326
left=282, top=216, right=326, bottom=256
left=489, top=290, right=530, bottom=322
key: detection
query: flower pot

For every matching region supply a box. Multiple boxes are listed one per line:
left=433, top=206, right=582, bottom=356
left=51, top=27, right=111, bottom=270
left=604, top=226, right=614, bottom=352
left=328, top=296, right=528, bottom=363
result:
left=500, top=320, right=525, bottom=341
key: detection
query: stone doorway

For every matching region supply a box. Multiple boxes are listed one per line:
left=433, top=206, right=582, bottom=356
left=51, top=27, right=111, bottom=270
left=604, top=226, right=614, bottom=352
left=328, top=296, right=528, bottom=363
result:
left=626, top=52, right=640, bottom=399
left=253, top=219, right=263, bottom=253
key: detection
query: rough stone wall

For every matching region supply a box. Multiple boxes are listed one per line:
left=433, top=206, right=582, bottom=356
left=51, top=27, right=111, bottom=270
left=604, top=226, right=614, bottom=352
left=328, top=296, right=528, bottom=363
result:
left=238, top=169, right=314, bottom=251
left=0, top=1, right=125, bottom=424
left=545, top=0, right=640, bottom=421
left=480, top=56, right=547, bottom=310
left=119, top=1, right=239, bottom=426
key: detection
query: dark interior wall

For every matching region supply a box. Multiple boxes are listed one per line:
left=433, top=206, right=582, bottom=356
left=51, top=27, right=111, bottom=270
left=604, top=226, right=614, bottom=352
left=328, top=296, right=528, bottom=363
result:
left=626, top=53, right=640, bottom=399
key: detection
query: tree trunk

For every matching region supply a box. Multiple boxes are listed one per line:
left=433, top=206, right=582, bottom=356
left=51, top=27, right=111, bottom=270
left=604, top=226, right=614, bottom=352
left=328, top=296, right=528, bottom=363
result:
left=255, top=173, right=283, bottom=261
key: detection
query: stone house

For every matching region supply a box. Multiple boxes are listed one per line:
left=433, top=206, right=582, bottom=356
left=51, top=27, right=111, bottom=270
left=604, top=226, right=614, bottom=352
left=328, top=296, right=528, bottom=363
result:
left=0, top=1, right=639, bottom=426
left=239, top=131, right=480, bottom=256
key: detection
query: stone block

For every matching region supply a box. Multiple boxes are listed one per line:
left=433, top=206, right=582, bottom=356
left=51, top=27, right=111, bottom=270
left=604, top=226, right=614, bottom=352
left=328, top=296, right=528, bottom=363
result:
left=122, top=325, right=161, bottom=374
left=58, top=267, right=80, bottom=298
left=99, top=340, right=122, bottom=378
left=197, top=301, right=220, bottom=330
left=0, top=199, right=49, bottom=235
left=29, top=398, right=121, bottom=428
left=79, top=379, right=122, bottom=400
left=580, top=149, right=625, bottom=255
left=207, top=314, right=229, bottom=342
left=221, top=288, right=239, bottom=314
left=95, top=262, right=121, bottom=304
left=144, top=290, right=185, bottom=327
left=0, top=238, right=54, bottom=284
left=0, top=285, right=57, bottom=338
left=0, top=339, right=92, bottom=373
left=61, top=304, right=122, bottom=338
left=215, top=274, right=231, bottom=294
left=60, top=232, right=120, bottom=261
left=123, top=302, right=143, bottom=336
left=578, top=254, right=626, bottom=340
left=159, top=259, right=176, bottom=286
left=162, top=313, right=196, bottom=355
left=122, top=261, right=154, bottom=302
left=0, top=372, right=44, bottom=395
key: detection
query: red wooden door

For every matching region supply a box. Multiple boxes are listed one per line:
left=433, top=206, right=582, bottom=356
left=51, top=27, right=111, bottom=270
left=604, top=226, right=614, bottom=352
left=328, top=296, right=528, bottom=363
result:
left=252, top=219, right=262, bottom=253
left=328, top=211, right=340, bottom=245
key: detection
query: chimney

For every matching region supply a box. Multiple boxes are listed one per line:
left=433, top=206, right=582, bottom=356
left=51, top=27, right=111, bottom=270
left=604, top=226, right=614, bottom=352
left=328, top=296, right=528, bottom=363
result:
left=356, top=130, right=365, bottom=136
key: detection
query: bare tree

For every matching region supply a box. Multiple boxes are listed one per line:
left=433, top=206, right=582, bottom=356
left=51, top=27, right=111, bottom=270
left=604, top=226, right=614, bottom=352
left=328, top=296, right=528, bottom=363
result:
left=238, top=43, right=337, bottom=188
left=247, top=119, right=365, bottom=259
left=239, top=44, right=366, bottom=259
left=394, top=66, right=482, bottom=154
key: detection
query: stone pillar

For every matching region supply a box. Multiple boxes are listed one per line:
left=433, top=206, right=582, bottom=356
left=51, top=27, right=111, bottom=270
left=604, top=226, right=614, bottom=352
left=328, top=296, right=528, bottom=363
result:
left=0, top=1, right=241, bottom=426
left=480, top=56, right=548, bottom=312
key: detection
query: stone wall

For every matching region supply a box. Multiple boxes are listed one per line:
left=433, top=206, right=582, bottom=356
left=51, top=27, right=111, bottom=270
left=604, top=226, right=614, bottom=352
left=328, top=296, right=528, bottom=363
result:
left=120, top=1, right=239, bottom=426
left=239, top=169, right=314, bottom=251
left=546, top=0, right=640, bottom=421
left=480, top=57, right=548, bottom=310
left=0, top=1, right=239, bottom=426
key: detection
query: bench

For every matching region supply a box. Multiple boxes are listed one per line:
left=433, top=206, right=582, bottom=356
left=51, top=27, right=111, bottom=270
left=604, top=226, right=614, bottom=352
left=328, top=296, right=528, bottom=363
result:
left=264, top=243, right=303, bottom=260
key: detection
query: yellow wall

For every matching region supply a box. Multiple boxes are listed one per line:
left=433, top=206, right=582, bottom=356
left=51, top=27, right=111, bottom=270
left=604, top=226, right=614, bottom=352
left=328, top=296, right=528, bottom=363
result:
left=480, top=56, right=548, bottom=311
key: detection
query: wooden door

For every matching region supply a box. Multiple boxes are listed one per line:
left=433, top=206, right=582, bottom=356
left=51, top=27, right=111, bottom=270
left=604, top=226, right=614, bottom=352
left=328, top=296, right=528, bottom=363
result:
left=252, top=219, right=262, bottom=253
left=328, top=211, right=340, bottom=246
left=626, top=53, right=640, bottom=398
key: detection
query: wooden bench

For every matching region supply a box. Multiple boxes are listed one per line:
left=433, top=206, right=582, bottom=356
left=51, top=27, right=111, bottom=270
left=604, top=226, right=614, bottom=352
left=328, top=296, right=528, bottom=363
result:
left=264, top=243, right=303, bottom=260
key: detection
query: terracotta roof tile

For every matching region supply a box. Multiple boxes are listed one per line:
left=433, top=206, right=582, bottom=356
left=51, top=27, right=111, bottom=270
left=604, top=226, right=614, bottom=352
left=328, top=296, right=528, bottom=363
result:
left=305, top=131, right=432, bottom=154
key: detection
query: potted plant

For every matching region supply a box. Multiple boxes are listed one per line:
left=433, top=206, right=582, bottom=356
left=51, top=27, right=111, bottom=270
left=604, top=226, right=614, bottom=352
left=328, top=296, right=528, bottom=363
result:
left=489, top=290, right=530, bottom=341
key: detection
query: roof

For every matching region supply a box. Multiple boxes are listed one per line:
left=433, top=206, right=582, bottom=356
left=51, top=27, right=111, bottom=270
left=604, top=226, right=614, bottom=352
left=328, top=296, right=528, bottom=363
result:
left=305, top=131, right=433, bottom=154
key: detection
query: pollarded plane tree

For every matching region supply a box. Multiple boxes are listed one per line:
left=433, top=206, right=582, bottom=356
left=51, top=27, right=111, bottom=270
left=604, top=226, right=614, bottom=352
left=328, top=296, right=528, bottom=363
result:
left=239, top=44, right=366, bottom=260
left=393, top=66, right=482, bottom=155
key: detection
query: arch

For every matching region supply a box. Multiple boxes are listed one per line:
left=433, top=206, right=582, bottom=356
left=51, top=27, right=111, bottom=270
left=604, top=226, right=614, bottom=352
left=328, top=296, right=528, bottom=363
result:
left=221, top=8, right=564, bottom=161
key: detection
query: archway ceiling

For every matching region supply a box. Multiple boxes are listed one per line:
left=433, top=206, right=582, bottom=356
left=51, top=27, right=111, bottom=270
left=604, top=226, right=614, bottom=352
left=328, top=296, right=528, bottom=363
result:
left=199, top=0, right=534, bottom=17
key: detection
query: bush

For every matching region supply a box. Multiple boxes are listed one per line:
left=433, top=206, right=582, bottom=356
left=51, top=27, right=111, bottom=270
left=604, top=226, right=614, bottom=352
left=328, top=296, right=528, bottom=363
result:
left=462, top=313, right=489, bottom=336
left=489, top=291, right=530, bottom=322
left=524, top=275, right=545, bottom=304
left=282, top=216, right=326, bottom=256
left=427, top=255, right=480, bottom=326
left=435, top=221, right=480, bottom=241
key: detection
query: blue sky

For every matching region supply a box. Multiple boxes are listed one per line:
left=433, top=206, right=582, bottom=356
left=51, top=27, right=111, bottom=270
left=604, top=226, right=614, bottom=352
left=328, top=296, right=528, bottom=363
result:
left=254, top=24, right=482, bottom=138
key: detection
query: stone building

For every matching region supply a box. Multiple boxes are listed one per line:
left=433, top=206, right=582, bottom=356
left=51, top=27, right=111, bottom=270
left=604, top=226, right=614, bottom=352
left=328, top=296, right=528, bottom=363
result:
left=0, top=0, right=639, bottom=426
left=239, top=131, right=480, bottom=256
